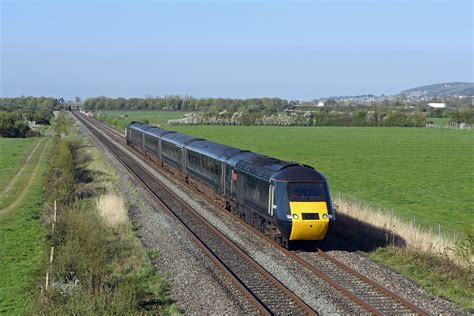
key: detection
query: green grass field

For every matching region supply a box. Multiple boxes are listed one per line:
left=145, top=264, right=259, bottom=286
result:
left=0, top=138, right=37, bottom=190
left=429, top=118, right=451, bottom=125
left=0, top=136, right=52, bottom=314
left=95, top=110, right=185, bottom=131
left=99, top=111, right=473, bottom=234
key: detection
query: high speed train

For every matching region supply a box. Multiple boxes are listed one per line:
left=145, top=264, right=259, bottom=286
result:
left=126, top=122, right=335, bottom=247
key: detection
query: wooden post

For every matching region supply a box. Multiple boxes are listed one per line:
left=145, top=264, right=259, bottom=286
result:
left=45, top=201, right=57, bottom=290
left=50, top=247, right=54, bottom=263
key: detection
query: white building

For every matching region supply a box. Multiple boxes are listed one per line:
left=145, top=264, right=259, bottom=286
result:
left=428, top=102, right=446, bottom=108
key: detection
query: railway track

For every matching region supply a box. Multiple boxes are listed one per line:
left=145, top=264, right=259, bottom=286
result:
left=72, top=111, right=316, bottom=315
left=74, top=111, right=428, bottom=315
left=290, top=250, right=428, bottom=315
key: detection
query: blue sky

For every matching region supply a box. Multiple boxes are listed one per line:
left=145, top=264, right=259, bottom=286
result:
left=1, top=0, right=472, bottom=100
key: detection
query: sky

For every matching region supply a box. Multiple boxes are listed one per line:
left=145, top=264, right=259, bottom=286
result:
left=1, top=0, right=473, bottom=100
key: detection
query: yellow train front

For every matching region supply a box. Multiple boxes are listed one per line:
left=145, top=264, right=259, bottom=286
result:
left=270, top=166, right=335, bottom=243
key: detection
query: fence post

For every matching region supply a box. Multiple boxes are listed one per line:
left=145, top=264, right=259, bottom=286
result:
left=45, top=200, right=57, bottom=290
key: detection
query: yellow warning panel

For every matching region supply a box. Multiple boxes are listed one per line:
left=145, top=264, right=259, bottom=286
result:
left=289, top=201, right=329, bottom=240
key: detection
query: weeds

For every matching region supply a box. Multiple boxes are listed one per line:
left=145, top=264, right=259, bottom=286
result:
left=96, top=193, right=128, bottom=227
left=368, top=246, right=473, bottom=311
left=333, top=194, right=473, bottom=268
left=34, top=113, right=178, bottom=314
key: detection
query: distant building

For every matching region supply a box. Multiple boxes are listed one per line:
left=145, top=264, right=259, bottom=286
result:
left=317, top=101, right=324, bottom=107
left=428, top=102, right=446, bottom=108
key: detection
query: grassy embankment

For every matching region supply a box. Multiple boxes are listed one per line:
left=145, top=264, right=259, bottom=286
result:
left=98, top=110, right=473, bottom=310
left=0, top=136, right=52, bottom=314
left=32, top=114, right=178, bottom=314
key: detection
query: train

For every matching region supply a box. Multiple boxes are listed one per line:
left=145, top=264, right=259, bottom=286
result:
left=126, top=122, right=335, bottom=247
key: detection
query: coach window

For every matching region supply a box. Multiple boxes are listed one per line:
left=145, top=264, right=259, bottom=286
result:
left=245, top=175, right=267, bottom=208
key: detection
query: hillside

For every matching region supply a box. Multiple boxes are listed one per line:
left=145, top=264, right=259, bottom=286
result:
left=399, top=82, right=474, bottom=97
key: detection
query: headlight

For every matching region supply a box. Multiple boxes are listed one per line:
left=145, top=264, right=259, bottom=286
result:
left=322, top=214, right=328, bottom=219
left=292, top=214, right=299, bottom=219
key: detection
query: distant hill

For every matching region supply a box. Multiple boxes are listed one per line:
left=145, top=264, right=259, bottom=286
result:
left=399, top=82, right=474, bottom=97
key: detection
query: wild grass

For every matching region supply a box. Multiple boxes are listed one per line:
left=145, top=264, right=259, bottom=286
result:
left=97, top=193, right=128, bottom=227
left=333, top=194, right=472, bottom=267
left=34, top=113, right=178, bottom=314
left=368, top=246, right=473, bottom=311
left=38, top=202, right=177, bottom=315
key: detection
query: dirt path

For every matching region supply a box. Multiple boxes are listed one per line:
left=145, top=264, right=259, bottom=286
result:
left=0, top=138, right=44, bottom=197
left=0, top=138, right=49, bottom=217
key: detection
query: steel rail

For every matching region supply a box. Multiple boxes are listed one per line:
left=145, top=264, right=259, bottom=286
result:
left=79, top=112, right=429, bottom=315
left=73, top=111, right=316, bottom=316
left=316, top=249, right=428, bottom=315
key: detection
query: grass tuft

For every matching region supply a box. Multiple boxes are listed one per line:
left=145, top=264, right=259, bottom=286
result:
left=97, top=193, right=129, bottom=227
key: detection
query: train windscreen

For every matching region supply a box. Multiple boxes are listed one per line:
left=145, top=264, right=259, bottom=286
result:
left=288, top=183, right=325, bottom=201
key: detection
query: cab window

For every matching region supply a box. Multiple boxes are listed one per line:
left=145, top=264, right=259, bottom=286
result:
left=288, top=183, right=325, bottom=201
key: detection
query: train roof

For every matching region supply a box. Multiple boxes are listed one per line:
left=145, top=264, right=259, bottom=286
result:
left=272, top=165, right=326, bottom=182
left=128, top=122, right=154, bottom=132
left=161, top=132, right=202, bottom=147
left=185, top=140, right=244, bottom=162
left=230, top=151, right=299, bottom=181
left=143, top=126, right=175, bottom=138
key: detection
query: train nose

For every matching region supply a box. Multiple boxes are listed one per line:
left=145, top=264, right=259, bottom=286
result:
left=289, top=202, right=330, bottom=240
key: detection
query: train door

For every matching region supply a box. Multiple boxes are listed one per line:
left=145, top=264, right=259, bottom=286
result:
left=220, top=162, right=226, bottom=193
left=182, top=147, right=187, bottom=172
left=268, top=181, right=275, bottom=216
left=158, top=139, right=162, bottom=160
left=231, top=168, right=238, bottom=197
left=236, top=171, right=244, bottom=204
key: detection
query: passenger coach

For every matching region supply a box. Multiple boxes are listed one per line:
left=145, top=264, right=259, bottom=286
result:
left=126, top=122, right=335, bottom=246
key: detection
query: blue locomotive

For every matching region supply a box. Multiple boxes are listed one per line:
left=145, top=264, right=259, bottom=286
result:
left=126, top=122, right=335, bottom=246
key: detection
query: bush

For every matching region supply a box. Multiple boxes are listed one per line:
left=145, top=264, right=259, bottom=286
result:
left=168, top=109, right=429, bottom=127
left=0, top=112, right=30, bottom=137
